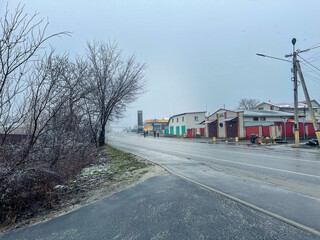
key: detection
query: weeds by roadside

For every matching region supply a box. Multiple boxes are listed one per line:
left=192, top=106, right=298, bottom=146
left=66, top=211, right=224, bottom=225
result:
left=0, top=145, right=161, bottom=234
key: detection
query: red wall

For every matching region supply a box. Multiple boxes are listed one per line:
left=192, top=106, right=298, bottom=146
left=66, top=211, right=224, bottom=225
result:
left=200, top=128, right=205, bottom=136
left=262, top=126, right=270, bottom=137
left=246, top=126, right=259, bottom=140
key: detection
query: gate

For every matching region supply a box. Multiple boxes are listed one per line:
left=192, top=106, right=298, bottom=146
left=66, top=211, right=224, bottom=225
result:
left=226, top=119, right=238, bottom=138
left=208, top=121, right=217, bottom=138
left=176, top=126, right=180, bottom=136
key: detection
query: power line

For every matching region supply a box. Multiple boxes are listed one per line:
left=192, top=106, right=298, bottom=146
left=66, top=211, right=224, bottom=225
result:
left=298, top=55, right=320, bottom=73
left=309, top=44, right=320, bottom=50
left=305, top=50, right=320, bottom=61
left=300, top=62, right=320, bottom=79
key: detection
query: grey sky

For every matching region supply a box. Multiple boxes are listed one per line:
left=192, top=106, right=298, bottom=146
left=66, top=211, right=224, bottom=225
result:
left=2, top=0, right=320, bottom=129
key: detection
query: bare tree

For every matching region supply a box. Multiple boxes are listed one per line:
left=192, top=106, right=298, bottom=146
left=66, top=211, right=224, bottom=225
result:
left=86, top=41, right=146, bottom=146
left=0, top=3, right=68, bottom=144
left=0, top=4, right=101, bottom=226
left=237, top=98, right=260, bottom=110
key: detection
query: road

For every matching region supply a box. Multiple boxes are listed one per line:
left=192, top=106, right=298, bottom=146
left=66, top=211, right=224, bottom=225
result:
left=1, top=173, right=318, bottom=240
left=108, top=133, right=320, bottom=235
left=1, top=133, right=320, bottom=239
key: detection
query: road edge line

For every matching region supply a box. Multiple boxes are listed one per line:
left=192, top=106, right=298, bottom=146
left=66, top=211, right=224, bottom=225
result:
left=159, top=163, right=320, bottom=237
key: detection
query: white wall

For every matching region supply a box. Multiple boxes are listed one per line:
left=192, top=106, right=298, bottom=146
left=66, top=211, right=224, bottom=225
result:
left=168, top=112, right=205, bottom=135
left=256, top=103, right=280, bottom=111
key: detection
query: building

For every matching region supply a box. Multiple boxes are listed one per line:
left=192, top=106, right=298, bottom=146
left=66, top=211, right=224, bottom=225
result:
left=137, top=110, right=143, bottom=133
left=167, top=112, right=206, bottom=137
left=143, top=119, right=168, bottom=133
left=205, top=108, right=294, bottom=140
left=254, top=100, right=320, bottom=121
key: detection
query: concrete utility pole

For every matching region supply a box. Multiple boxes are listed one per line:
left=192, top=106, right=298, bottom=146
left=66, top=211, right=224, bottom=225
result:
left=296, top=61, right=320, bottom=144
left=292, top=38, right=300, bottom=147
left=257, top=38, right=320, bottom=146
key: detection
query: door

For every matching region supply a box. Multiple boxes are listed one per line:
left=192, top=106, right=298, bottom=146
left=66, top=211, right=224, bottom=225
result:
left=181, top=126, right=186, bottom=136
left=208, top=121, right=217, bottom=138
left=262, top=126, right=270, bottom=137
left=226, top=119, right=238, bottom=138
left=170, top=126, right=174, bottom=134
left=176, top=126, right=180, bottom=136
left=246, top=126, right=259, bottom=140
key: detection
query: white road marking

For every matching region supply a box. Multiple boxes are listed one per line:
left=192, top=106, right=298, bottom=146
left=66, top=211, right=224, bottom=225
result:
left=109, top=137, right=320, bottom=237
left=110, top=137, right=320, bottom=179
left=112, top=135, right=320, bottom=164
left=154, top=146, right=320, bottom=179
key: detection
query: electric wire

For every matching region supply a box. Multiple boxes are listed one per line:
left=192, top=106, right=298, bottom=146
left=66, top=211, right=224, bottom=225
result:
left=302, top=72, right=320, bottom=86
left=298, top=62, right=320, bottom=86
left=298, top=55, right=320, bottom=73
left=305, top=50, right=320, bottom=61
left=309, top=42, right=320, bottom=50
left=300, top=62, right=320, bottom=78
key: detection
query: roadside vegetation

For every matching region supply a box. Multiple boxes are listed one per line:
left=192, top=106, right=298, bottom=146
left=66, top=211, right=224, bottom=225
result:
left=0, top=145, right=160, bottom=233
left=0, top=3, right=146, bottom=231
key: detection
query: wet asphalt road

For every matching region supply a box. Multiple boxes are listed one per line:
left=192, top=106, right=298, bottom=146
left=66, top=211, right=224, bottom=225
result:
left=1, top=133, right=320, bottom=239
left=107, top=133, right=320, bottom=234
left=1, top=174, right=318, bottom=240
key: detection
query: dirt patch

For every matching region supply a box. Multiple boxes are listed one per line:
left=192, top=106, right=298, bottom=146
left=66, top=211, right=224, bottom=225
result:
left=0, top=145, right=166, bottom=234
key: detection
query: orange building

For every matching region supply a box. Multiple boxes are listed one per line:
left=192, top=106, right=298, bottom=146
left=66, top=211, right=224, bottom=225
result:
left=143, top=119, right=168, bottom=133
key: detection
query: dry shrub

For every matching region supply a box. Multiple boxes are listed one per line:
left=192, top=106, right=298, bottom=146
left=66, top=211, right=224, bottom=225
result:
left=0, top=139, right=98, bottom=226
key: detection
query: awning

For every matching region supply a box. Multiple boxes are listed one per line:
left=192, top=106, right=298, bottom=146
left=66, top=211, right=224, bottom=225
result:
left=199, top=120, right=216, bottom=125
left=220, top=117, right=237, bottom=122
left=244, top=121, right=274, bottom=127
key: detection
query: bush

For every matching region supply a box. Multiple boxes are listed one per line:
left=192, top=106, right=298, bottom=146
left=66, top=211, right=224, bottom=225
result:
left=0, top=140, right=98, bottom=226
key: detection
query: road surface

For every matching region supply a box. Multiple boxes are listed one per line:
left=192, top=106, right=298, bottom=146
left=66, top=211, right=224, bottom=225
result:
left=1, top=133, right=320, bottom=239
left=108, top=133, right=320, bottom=235
left=1, top=174, right=318, bottom=240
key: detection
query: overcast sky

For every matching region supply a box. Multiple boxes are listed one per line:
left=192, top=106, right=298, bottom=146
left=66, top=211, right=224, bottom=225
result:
left=2, top=0, right=320, bottom=129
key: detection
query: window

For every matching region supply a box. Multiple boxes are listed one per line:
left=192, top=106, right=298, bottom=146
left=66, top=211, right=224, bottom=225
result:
left=177, top=118, right=179, bottom=123
left=258, top=107, right=264, bottom=110
left=172, top=119, right=174, bottom=123
left=182, top=117, right=184, bottom=122
left=194, top=116, right=199, bottom=121
left=260, top=117, right=266, bottom=121
left=270, top=106, right=274, bottom=110
left=253, top=117, right=258, bottom=121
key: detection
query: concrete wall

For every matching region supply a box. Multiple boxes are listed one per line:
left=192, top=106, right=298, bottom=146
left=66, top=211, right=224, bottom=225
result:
left=207, top=109, right=244, bottom=138
left=168, top=112, right=205, bottom=136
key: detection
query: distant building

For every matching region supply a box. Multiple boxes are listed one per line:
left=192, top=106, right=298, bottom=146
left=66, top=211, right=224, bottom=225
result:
left=143, top=119, right=168, bottom=133
left=168, top=112, right=206, bottom=137
left=254, top=100, right=320, bottom=121
left=205, top=108, right=294, bottom=139
left=137, top=110, right=143, bottom=133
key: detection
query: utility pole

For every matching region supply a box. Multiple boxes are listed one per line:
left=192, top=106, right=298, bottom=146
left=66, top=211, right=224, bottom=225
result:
left=296, top=61, right=320, bottom=144
left=257, top=38, right=320, bottom=146
left=292, top=38, right=300, bottom=147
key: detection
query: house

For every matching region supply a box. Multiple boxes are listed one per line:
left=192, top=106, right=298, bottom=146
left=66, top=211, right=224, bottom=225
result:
left=205, top=108, right=294, bottom=140
left=254, top=100, right=320, bottom=121
left=167, top=112, right=206, bottom=137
